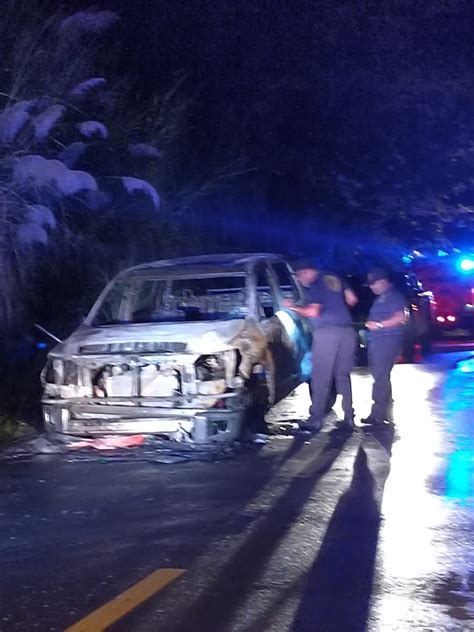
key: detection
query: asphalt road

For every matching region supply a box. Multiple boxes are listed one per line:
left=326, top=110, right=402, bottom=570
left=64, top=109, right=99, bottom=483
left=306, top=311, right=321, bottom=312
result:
left=1, top=350, right=473, bottom=631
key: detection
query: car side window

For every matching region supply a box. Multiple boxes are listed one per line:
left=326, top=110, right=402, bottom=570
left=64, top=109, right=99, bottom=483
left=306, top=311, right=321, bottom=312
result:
left=132, top=280, right=162, bottom=321
left=255, top=263, right=277, bottom=318
left=93, top=280, right=134, bottom=325
left=271, top=262, right=300, bottom=302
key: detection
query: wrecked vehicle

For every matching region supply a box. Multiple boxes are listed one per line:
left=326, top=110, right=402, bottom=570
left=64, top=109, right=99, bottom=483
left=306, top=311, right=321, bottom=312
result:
left=41, top=254, right=311, bottom=442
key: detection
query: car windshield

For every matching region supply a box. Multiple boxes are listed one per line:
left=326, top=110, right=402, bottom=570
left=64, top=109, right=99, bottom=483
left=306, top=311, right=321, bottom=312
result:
left=92, top=274, right=248, bottom=325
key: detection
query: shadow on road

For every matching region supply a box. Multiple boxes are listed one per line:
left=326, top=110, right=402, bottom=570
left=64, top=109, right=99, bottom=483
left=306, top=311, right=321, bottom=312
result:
left=278, top=420, right=355, bottom=469
left=290, top=446, right=382, bottom=632
left=170, top=428, right=352, bottom=632
left=277, top=432, right=309, bottom=464
left=361, top=423, right=395, bottom=455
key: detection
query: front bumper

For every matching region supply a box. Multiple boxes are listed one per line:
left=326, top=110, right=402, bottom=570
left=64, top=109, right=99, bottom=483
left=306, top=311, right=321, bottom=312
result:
left=42, top=394, right=244, bottom=443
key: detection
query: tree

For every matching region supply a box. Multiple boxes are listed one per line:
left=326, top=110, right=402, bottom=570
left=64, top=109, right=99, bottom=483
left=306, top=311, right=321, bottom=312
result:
left=0, top=4, right=161, bottom=328
left=117, top=1, right=474, bottom=255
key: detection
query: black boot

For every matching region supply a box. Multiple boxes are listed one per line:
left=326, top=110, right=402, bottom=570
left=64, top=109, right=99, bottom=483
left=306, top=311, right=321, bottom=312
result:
left=360, top=416, right=383, bottom=426
left=298, top=417, right=323, bottom=433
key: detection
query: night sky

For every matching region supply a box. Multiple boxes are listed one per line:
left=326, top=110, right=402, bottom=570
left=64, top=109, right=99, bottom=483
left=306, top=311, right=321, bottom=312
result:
left=45, top=2, right=474, bottom=256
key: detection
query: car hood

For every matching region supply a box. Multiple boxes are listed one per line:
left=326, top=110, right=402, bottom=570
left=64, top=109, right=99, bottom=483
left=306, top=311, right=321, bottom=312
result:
left=53, top=319, right=248, bottom=357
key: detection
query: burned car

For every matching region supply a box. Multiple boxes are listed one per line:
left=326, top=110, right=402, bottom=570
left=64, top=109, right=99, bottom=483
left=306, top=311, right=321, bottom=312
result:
left=41, top=254, right=311, bottom=442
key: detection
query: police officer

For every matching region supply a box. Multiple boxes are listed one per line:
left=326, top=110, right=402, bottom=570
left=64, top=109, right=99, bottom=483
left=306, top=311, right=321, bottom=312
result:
left=285, top=260, right=358, bottom=432
left=362, top=268, right=407, bottom=426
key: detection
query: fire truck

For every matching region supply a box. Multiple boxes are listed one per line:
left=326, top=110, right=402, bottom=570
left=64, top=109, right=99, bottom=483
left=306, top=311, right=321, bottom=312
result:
left=411, top=255, right=474, bottom=335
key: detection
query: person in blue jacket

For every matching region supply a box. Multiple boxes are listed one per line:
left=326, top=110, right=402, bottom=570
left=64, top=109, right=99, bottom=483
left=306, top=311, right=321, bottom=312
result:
left=362, top=268, right=408, bottom=426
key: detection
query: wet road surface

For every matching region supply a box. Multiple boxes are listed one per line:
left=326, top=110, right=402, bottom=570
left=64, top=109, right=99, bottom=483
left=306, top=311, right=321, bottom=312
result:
left=0, top=351, right=473, bottom=631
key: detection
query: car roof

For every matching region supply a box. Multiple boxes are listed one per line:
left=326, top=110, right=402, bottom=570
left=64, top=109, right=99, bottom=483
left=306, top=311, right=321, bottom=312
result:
left=118, top=253, right=287, bottom=279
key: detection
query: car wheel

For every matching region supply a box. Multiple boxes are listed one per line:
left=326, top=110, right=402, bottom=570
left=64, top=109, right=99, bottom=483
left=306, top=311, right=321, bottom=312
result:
left=419, top=334, right=432, bottom=356
left=241, top=374, right=270, bottom=438
left=402, top=338, right=416, bottom=363
left=402, top=320, right=417, bottom=363
left=356, top=346, right=368, bottom=367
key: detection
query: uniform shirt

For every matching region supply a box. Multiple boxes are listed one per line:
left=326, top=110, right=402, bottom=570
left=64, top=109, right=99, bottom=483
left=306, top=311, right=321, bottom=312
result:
left=368, top=286, right=406, bottom=336
left=304, top=273, right=352, bottom=328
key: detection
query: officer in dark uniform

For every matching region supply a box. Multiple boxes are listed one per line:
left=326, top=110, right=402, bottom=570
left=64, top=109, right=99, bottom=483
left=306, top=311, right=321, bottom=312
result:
left=362, top=268, right=407, bottom=426
left=285, top=260, right=358, bottom=432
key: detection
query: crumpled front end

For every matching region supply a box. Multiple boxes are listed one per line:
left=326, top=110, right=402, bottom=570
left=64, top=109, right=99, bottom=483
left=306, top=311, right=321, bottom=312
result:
left=41, top=346, right=247, bottom=443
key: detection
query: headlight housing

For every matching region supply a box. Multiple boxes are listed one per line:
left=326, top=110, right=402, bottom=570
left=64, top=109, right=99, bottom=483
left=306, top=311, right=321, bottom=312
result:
left=43, top=358, right=79, bottom=385
left=53, top=359, right=64, bottom=384
left=63, top=360, right=79, bottom=385
left=42, top=358, right=55, bottom=384
left=194, top=350, right=239, bottom=386
left=195, top=354, right=226, bottom=381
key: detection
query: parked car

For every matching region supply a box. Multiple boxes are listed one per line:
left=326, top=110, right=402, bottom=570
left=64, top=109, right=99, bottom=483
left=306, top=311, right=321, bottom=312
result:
left=41, top=254, right=312, bottom=442
left=412, top=260, right=474, bottom=335
left=347, top=271, right=433, bottom=363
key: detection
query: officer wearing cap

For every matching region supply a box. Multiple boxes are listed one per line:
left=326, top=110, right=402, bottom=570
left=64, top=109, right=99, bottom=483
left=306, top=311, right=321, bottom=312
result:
left=362, top=268, right=407, bottom=426
left=285, top=259, right=358, bottom=432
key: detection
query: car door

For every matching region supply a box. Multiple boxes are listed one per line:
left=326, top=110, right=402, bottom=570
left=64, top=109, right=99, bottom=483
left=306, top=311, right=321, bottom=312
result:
left=269, top=261, right=312, bottom=380
left=253, top=261, right=301, bottom=403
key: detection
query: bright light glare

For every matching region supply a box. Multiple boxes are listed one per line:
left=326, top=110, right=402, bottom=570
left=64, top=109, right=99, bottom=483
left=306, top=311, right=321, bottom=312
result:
left=436, top=316, right=446, bottom=323
left=447, top=315, right=456, bottom=322
left=458, top=358, right=474, bottom=373
left=380, top=367, right=445, bottom=579
left=458, top=257, right=474, bottom=272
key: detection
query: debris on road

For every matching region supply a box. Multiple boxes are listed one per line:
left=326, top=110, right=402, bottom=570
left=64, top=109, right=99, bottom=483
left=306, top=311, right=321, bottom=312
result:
left=0, top=431, right=239, bottom=464
left=67, top=434, right=146, bottom=450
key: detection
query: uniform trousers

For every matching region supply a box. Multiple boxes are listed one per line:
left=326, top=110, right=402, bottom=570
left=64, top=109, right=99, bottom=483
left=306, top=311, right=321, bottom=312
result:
left=309, top=326, right=356, bottom=422
left=368, top=333, right=402, bottom=422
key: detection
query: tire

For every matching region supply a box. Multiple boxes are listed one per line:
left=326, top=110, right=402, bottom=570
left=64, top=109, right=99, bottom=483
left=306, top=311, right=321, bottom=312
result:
left=419, top=334, right=432, bottom=356
left=402, top=337, right=415, bottom=363
left=241, top=374, right=269, bottom=437
left=402, top=320, right=417, bottom=363
left=356, top=346, right=368, bottom=367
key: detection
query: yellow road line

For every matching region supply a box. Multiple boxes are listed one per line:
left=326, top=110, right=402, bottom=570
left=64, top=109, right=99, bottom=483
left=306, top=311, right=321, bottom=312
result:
left=65, top=568, right=185, bottom=632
